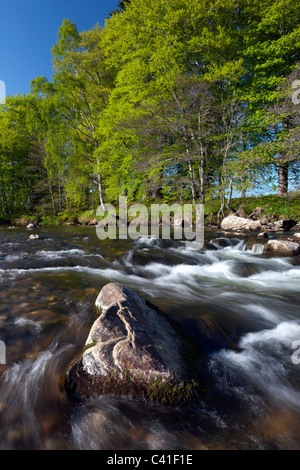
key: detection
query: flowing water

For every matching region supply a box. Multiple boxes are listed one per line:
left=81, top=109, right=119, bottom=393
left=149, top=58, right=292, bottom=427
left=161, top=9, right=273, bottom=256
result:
left=0, top=225, right=300, bottom=450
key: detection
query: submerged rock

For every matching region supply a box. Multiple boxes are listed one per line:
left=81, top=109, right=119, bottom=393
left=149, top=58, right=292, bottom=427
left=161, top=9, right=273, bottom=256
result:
left=65, top=283, right=205, bottom=405
left=211, top=238, right=232, bottom=248
left=222, top=231, right=247, bottom=238
left=245, top=238, right=267, bottom=253
left=211, top=237, right=242, bottom=249
left=183, top=316, right=241, bottom=356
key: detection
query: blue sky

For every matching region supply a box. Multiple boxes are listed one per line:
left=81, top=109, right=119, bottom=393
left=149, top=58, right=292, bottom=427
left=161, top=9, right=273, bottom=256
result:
left=0, top=0, right=118, bottom=97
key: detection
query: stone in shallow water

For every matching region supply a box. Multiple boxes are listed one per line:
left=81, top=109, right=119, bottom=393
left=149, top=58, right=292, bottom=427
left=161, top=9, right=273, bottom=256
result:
left=65, top=283, right=206, bottom=404
left=184, top=316, right=241, bottom=356
left=257, top=232, right=269, bottom=239
left=266, top=240, right=300, bottom=255
left=29, top=234, right=41, bottom=240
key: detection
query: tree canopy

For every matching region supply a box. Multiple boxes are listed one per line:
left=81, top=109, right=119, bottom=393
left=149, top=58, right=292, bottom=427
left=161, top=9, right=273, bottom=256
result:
left=1, top=0, right=299, bottom=221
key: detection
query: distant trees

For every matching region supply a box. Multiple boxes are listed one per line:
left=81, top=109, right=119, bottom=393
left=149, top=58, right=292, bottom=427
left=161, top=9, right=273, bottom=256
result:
left=31, top=20, right=116, bottom=211
left=0, top=95, right=38, bottom=217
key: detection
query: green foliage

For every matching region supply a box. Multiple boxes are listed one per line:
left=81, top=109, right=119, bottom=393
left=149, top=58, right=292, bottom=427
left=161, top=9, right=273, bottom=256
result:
left=206, top=193, right=300, bottom=224
left=1, top=0, right=300, bottom=222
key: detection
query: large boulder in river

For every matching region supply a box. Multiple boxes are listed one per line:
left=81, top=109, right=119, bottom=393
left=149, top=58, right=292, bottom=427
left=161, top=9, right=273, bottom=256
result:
left=65, top=283, right=205, bottom=405
left=266, top=239, right=300, bottom=255
left=220, top=215, right=261, bottom=232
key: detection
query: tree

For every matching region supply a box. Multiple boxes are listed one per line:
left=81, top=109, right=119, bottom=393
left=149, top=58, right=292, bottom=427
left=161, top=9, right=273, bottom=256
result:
left=241, top=0, right=300, bottom=196
left=109, top=0, right=131, bottom=17
left=32, top=20, right=116, bottom=211
left=0, top=95, right=39, bottom=217
left=102, top=0, right=247, bottom=206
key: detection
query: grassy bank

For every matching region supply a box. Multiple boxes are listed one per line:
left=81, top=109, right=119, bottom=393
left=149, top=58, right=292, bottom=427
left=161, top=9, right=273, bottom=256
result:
left=6, top=193, right=300, bottom=227
left=205, top=192, right=300, bottom=224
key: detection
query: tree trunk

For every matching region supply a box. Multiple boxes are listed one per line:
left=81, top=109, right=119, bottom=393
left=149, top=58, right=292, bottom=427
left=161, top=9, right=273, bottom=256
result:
left=58, top=174, right=63, bottom=212
left=95, top=152, right=106, bottom=211
left=277, top=162, right=289, bottom=197
left=187, top=160, right=197, bottom=207
left=0, top=178, right=8, bottom=216
left=217, top=151, right=229, bottom=221
left=97, top=173, right=106, bottom=211
left=196, top=112, right=206, bottom=205
left=198, top=155, right=205, bottom=205
left=226, top=178, right=234, bottom=212
left=217, top=186, right=225, bottom=221
left=47, top=173, right=56, bottom=215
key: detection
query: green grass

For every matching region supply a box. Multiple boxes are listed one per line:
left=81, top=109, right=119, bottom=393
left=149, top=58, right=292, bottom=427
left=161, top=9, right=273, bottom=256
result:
left=10, top=209, right=98, bottom=226
left=205, top=192, right=300, bottom=224
left=7, top=192, right=300, bottom=227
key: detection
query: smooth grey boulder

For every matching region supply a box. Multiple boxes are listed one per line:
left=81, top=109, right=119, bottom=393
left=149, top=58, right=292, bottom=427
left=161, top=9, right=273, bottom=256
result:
left=266, top=239, right=300, bottom=255
left=220, top=215, right=261, bottom=232
left=65, top=283, right=205, bottom=404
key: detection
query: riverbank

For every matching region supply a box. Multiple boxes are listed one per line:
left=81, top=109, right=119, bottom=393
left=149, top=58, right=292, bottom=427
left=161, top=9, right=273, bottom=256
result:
left=3, top=193, right=300, bottom=228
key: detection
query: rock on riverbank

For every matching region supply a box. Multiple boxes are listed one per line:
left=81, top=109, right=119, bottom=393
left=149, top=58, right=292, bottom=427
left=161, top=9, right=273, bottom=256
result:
left=220, top=213, right=298, bottom=234
left=220, top=215, right=261, bottom=231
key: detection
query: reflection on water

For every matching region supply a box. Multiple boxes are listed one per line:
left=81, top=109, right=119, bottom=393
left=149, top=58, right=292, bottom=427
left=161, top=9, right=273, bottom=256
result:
left=0, top=226, right=300, bottom=449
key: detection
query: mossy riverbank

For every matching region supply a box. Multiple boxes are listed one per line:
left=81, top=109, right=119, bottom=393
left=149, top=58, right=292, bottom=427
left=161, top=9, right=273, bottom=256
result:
left=4, top=193, right=300, bottom=228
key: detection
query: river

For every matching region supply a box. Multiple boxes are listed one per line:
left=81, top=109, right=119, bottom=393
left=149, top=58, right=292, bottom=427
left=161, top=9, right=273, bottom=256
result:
left=0, top=225, right=299, bottom=450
